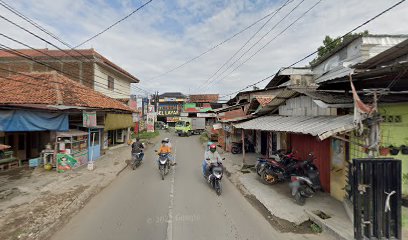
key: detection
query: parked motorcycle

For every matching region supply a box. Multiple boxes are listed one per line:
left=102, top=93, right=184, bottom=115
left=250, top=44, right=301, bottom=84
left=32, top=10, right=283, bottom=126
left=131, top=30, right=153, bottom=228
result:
left=255, top=149, right=287, bottom=176
left=204, top=161, right=224, bottom=195
left=131, top=151, right=144, bottom=170
left=257, top=150, right=301, bottom=184
left=289, top=153, right=321, bottom=205
left=231, top=140, right=254, bottom=154
left=157, top=153, right=171, bottom=180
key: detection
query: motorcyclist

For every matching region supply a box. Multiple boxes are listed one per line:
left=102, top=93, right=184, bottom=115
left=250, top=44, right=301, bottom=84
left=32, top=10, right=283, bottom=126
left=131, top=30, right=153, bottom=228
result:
left=163, top=137, right=176, bottom=165
left=203, top=144, right=222, bottom=178
left=157, top=140, right=172, bottom=167
left=202, top=141, right=213, bottom=175
left=131, top=138, right=144, bottom=160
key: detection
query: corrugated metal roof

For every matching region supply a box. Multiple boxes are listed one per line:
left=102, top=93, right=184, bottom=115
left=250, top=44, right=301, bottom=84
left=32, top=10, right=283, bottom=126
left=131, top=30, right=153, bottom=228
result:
left=254, top=89, right=298, bottom=115
left=315, top=66, right=353, bottom=84
left=219, top=115, right=254, bottom=123
left=233, top=115, right=355, bottom=140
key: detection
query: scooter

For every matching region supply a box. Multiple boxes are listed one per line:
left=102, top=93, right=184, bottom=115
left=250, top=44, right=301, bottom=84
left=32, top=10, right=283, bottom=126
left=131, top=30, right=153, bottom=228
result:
left=289, top=154, right=321, bottom=205
left=157, top=152, right=171, bottom=180
left=131, top=151, right=144, bottom=170
left=204, top=160, right=225, bottom=195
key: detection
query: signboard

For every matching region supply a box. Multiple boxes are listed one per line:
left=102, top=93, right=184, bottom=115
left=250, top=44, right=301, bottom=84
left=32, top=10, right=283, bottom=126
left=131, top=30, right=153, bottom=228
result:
left=57, top=153, right=78, bottom=173
left=213, top=123, right=222, bottom=130
left=180, top=112, right=189, bottom=117
left=166, top=117, right=180, bottom=123
left=197, top=113, right=216, bottom=118
left=158, top=103, right=181, bottom=116
left=146, top=113, right=155, bottom=132
left=83, top=111, right=97, bottom=127
left=132, top=113, right=139, bottom=122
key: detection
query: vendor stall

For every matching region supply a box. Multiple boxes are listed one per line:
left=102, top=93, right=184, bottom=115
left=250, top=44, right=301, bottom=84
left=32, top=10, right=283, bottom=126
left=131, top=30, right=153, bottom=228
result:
left=55, top=130, right=88, bottom=171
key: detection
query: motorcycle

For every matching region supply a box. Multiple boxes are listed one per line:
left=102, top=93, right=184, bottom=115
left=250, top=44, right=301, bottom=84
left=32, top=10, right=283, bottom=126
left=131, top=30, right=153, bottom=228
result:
left=204, top=160, right=225, bottom=195
left=257, top=150, right=301, bottom=184
left=289, top=153, right=321, bottom=205
left=131, top=151, right=144, bottom=170
left=157, top=152, right=171, bottom=180
left=231, top=140, right=254, bottom=154
left=255, top=149, right=287, bottom=176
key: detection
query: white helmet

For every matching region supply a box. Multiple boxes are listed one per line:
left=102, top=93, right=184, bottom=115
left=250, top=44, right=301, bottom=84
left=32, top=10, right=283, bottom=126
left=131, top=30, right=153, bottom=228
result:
left=164, top=138, right=170, bottom=142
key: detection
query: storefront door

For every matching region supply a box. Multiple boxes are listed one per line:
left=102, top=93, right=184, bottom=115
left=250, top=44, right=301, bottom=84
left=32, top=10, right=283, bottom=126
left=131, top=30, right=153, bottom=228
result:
left=88, top=129, right=101, bottom=161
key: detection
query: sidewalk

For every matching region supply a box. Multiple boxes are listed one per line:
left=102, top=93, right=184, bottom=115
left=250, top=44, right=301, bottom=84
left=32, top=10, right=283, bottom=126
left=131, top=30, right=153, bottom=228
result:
left=0, top=144, right=135, bottom=240
left=222, top=152, right=353, bottom=240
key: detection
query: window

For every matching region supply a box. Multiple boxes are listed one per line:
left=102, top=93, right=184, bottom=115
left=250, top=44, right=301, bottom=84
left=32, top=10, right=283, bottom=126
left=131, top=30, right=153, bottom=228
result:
left=108, top=76, right=114, bottom=90
left=196, top=103, right=203, bottom=107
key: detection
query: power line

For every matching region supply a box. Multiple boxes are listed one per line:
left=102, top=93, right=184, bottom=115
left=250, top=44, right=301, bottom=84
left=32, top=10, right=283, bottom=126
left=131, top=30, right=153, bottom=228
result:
left=209, top=0, right=320, bottom=92
left=0, top=13, right=149, bottom=94
left=221, top=0, right=407, bottom=98
left=74, top=0, right=154, bottom=48
left=148, top=2, right=300, bottom=81
left=0, top=44, right=132, bottom=97
left=194, top=0, right=294, bottom=92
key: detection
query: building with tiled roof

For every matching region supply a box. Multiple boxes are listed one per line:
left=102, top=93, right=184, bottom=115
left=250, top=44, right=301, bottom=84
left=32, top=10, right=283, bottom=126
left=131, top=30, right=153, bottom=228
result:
left=0, top=71, right=134, bottom=112
left=0, top=48, right=140, bottom=99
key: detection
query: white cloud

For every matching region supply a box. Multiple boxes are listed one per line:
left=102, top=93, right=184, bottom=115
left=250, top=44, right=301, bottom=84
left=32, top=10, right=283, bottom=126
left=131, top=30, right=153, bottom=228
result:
left=0, top=0, right=407, bottom=97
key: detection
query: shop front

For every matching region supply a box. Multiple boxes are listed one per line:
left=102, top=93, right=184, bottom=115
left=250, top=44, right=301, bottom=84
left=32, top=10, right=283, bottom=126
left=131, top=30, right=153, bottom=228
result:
left=0, top=110, right=68, bottom=169
left=104, top=113, right=133, bottom=147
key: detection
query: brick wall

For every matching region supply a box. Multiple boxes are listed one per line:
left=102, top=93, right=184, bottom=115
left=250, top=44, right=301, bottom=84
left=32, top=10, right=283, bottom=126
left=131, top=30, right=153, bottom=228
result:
left=0, top=58, right=95, bottom=89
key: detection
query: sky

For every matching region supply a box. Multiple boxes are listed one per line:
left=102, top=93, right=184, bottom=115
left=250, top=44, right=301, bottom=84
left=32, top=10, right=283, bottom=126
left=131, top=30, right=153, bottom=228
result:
left=0, top=0, right=407, bottom=100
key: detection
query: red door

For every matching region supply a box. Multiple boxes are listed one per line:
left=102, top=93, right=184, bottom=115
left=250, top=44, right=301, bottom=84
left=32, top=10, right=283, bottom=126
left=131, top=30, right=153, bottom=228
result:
left=289, top=134, right=331, bottom=193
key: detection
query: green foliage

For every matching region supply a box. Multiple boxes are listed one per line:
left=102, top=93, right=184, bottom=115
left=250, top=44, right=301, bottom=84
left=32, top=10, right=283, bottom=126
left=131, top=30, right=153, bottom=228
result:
left=199, top=132, right=209, bottom=144
left=403, top=173, right=408, bottom=184
left=310, top=223, right=323, bottom=233
left=132, top=131, right=160, bottom=140
left=310, top=30, right=369, bottom=65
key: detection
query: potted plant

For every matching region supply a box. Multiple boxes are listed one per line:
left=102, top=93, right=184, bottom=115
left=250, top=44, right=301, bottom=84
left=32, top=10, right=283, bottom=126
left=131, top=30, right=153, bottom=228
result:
left=389, top=145, right=400, bottom=155
left=400, top=145, right=408, bottom=155
left=379, top=146, right=390, bottom=156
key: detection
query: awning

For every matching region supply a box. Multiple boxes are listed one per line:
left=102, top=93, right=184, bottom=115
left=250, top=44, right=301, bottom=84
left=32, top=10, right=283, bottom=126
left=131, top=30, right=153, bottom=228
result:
left=0, top=110, right=68, bottom=132
left=233, top=115, right=355, bottom=140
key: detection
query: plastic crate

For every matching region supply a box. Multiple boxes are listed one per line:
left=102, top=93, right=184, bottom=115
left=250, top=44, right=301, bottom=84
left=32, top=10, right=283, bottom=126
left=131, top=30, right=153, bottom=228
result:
left=29, top=158, right=43, bottom=167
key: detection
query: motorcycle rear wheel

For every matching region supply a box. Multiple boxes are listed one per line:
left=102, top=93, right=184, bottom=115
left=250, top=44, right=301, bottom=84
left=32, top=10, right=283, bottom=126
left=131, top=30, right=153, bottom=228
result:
left=261, top=171, right=278, bottom=184
left=294, top=191, right=306, bottom=206
left=231, top=146, right=240, bottom=154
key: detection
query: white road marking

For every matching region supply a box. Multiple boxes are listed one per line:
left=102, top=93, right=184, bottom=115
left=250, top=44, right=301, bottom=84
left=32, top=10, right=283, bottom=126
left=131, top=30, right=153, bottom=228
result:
left=166, top=142, right=176, bottom=240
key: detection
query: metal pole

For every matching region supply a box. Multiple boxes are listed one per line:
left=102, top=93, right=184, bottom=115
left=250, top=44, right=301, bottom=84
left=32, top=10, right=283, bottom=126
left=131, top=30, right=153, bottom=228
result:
left=242, top=129, right=246, bottom=166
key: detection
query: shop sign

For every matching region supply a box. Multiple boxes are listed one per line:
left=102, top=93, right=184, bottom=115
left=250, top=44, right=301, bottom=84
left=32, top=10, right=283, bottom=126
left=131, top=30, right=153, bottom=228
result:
left=83, top=111, right=97, bottom=127
left=166, top=117, right=180, bottom=122
left=213, top=123, right=222, bottom=130
left=197, top=113, right=216, bottom=118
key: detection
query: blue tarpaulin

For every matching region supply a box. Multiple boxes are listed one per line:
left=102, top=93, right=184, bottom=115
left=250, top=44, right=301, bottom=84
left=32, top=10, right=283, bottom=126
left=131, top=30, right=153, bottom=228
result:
left=0, top=110, right=69, bottom=132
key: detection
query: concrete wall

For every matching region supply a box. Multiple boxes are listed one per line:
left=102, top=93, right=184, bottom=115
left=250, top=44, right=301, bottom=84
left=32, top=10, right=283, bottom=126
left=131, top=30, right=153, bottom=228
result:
left=94, top=63, right=131, bottom=99
left=313, top=36, right=407, bottom=78
left=350, top=103, right=408, bottom=195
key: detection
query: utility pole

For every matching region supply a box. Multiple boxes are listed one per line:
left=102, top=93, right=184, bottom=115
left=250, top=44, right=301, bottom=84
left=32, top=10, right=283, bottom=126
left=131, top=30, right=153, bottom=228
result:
left=364, top=89, right=387, bottom=157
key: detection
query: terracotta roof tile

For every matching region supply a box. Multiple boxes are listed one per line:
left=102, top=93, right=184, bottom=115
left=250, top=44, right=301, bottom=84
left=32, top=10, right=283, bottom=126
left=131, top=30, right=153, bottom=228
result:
left=0, top=72, right=134, bottom=112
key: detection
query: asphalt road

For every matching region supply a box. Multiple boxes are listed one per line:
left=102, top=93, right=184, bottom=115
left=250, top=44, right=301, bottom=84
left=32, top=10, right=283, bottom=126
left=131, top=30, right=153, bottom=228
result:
left=51, top=132, right=323, bottom=240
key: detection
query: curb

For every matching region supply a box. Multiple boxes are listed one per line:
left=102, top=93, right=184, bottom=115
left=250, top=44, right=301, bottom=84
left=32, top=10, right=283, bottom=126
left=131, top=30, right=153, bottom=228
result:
left=305, top=210, right=351, bottom=240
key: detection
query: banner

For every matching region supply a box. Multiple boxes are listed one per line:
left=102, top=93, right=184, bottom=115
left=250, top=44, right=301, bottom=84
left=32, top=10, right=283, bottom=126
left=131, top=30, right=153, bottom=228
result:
left=83, top=111, right=97, bottom=127
left=57, top=153, right=78, bottom=173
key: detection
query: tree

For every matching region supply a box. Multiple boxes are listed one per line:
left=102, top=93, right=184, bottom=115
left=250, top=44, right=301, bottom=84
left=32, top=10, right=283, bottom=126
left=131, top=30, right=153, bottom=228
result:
left=310, top=30, right=369, bottom=65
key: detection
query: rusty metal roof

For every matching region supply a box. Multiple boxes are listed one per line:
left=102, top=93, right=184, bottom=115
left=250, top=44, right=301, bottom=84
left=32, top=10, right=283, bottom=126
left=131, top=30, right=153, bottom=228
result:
left=233, top=115, right=355, bottom=140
